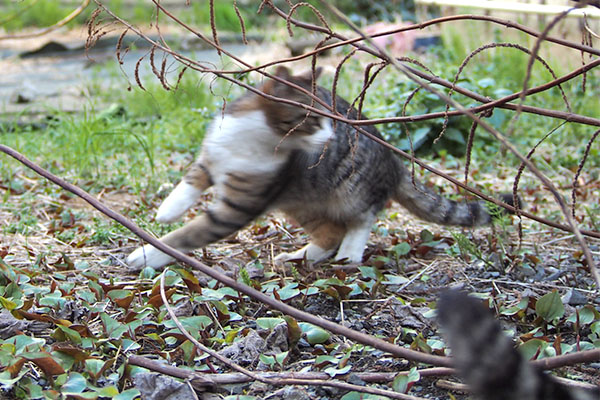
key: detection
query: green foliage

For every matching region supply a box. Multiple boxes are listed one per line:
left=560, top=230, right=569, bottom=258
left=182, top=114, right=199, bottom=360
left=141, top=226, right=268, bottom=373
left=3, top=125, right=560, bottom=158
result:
left=535, top=290, right=565, bottom=323
left=0, top=75, right=214, bottom=195
left=0, top=0, right=71, bottom=31
left=2, top=12, right=599, bottom=396
left=392, top=367, right=420, bottom=394
left=0, top=1, right=261, bottom=32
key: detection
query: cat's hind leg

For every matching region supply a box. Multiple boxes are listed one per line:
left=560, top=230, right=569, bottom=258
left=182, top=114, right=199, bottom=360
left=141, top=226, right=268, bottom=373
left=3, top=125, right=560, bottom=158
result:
left=156, top=162, right=212, bottom=223
left=334, top=217, right=374, bottom=263
left=128, top=181, right=265, bottom=270
left=275, top=220, right=345, bottom=265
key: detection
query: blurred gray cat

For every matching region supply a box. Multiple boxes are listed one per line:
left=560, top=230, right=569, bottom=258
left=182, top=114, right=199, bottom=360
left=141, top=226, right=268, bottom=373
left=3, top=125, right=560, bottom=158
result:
left=127, top=66, right=514, bottom=269
left=438, top=290, right=599, bottom=400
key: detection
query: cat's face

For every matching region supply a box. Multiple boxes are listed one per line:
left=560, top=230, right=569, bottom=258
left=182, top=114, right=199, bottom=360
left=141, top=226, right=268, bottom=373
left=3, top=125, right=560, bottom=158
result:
left=258, top=66, right=327, bottom=137
left=222, top=66, right=333, bottom=153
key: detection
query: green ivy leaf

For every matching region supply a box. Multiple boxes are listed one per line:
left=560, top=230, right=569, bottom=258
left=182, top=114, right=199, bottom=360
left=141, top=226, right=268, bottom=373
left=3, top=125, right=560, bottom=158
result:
left=500, top=297, right=529, bottom=316
left=392, top=366, right=420, bottom=393
left=95, top=385, right=120, bottom=397
left=256, top=317, right=285, bottom=330
left=383, top=274, right=409, bottom=285
left=518, top=338, right=548, bottom=361
left=60, top=372, right=88, bottom=394
left=100, top=313, right=127, bottom=340
left=391, top=242, right=411, bottom=257
left=340, top=391, right=389, bottom=400
left=114, top=389, right=142, bottom=400
left=298, top=322, right=330, bottom=345
left=566, top=305, right=598, bottom=326
left=0, top=296, right=17, bottom=311
left=163, top=316, right=212, bottom=332
left=0, top=369, right=28, bottom=386
left=277, top=283, right=300, bottom=301
left=274, top=351, right=289, bottom=366
left=55, top=325, right=83, bottom=345
left=121, top=339, right=141, bottom=352
left=535, top=291, right=564, bottom=322
left=324, top=363, right=352, bottom=377
left=85, top=359, right=105, bottom=380
left=258, top=354, right=276, bottom=367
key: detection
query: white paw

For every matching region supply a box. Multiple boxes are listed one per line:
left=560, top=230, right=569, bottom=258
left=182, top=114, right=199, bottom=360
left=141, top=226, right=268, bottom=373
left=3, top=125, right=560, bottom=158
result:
left=333, top=248, right=364, bottom=264
left=155, top=181, right=203, bottom=223
left=334, top=224, right=370, bottom=263
left=274, top=244, right=334, bottom=265
left=273, top=251, right=298, bottom=266
left=126, top=244, right=175, bottom=269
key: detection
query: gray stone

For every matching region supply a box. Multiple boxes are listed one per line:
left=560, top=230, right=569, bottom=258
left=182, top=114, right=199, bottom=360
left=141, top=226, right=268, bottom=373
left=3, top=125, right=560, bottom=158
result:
left=134, top=372, right=197, bottom=400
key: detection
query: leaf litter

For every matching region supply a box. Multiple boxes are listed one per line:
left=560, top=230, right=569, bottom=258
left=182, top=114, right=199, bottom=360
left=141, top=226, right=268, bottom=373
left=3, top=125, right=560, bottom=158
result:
left=1, top=159, right=599, bottom=400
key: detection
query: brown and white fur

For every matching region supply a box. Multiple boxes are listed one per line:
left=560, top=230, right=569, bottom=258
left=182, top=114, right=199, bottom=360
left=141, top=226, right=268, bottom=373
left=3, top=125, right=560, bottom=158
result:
left=127, top=67, right=512, bottom=270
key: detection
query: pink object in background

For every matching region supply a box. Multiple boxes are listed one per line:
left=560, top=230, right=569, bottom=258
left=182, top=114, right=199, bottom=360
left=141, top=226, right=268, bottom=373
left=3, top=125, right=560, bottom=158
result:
left=364, top=22, right=417, bottom=55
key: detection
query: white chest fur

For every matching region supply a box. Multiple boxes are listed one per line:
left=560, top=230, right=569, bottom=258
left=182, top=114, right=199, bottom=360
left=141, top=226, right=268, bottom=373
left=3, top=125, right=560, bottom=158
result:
left=203, top=111, right=287, bottom=182
left=203, top=110, right=334, bottom=183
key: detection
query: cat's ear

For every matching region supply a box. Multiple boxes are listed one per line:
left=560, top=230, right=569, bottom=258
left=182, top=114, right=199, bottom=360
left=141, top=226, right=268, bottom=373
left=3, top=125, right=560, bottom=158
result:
left=262, top=66, right=292, bottom=95
left=274, top=65, right=292, bottom=80
left=297, top=67, right=323, bottom=82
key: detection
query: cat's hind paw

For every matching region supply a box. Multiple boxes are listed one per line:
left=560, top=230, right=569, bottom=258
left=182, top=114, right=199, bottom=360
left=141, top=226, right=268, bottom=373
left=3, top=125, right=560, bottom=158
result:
left=274, top=244, right=334, bottom=266
left=155, top=181, right=203, bottom=223
left=126, top=244, right=174, bottom=270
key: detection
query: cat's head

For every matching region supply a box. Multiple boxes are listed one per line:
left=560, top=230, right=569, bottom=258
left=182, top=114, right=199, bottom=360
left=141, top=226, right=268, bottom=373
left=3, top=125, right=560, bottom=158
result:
left=258, top=66, right=329, bottom=138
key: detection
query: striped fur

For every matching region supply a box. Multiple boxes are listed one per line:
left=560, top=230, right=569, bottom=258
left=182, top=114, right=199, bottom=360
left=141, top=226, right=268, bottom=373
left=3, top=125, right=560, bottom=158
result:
left=438, top=290, right=599, bottom=400
left=127, top=67, right=509, bottom=269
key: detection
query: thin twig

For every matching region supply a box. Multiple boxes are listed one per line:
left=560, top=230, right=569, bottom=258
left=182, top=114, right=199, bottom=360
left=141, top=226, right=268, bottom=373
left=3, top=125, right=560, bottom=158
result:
left=318, top=0, right=599, bottom=288
left=0, top=144, right=451, bottom=368
left=92, top=1, right=600, bottom=241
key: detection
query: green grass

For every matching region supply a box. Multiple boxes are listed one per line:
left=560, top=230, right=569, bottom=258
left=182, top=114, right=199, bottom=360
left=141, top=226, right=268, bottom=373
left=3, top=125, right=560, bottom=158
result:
left=0, top=26, right=599, bottom=400
left=1, top=74, right=215, bottom=193
left=0, top=0, right=261, bottom=33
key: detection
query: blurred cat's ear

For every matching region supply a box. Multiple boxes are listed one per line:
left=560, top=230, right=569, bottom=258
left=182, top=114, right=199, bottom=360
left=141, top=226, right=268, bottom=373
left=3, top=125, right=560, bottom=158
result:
left=262, top=66, right=291, bottom=95
left=273, top=65, right=292, bottom=80
left=297, top=67, right=322, bottom=82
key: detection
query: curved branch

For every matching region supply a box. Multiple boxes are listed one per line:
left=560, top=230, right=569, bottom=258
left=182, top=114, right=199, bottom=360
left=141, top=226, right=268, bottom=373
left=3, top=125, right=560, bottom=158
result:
left=0, top=144, right=451, bottom=368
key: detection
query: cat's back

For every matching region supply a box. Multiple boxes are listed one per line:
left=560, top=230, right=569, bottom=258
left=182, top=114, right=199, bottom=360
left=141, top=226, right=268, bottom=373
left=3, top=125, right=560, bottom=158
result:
left=277, top=91, right=402, bottom=220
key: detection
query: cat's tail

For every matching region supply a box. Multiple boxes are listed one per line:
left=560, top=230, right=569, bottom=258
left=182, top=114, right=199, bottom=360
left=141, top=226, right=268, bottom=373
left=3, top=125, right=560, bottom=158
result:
left=393, top=169, right=516, bottom=226
left=438, top=290, right=600, bottom=400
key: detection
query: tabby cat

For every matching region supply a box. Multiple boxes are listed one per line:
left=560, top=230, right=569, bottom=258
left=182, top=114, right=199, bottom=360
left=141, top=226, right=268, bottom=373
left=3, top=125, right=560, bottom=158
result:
left=438, top=290, right=599, bottom=400
left=127, top=66, right=512, bottom=269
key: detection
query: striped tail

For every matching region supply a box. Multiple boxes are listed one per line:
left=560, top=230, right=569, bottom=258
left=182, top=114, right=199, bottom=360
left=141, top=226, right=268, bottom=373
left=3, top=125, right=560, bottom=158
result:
left=438, top=290, right=599, bottom=400
left=393, top=166, right=514, bottom=226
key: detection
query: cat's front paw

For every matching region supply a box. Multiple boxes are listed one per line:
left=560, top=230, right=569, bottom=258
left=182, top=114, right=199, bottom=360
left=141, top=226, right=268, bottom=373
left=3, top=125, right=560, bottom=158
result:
left=155, top=181, right=203, bottom=223
left=126, top=244, right=175, bottom=270
left=273, top=251, right=297, bottom=266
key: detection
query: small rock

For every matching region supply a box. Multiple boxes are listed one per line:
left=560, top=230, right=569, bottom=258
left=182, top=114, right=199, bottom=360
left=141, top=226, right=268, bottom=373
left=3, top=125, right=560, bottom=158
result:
left=172, top=299, right=195, bottom=317
left=562, top=288, right=588, bottom=306
left=0, top=310, right=33, bottom=339
left=391, top=303, right=429, bottom=330
left=265, top=323, right=289, bottom=354
left=10, top=81, right=40, bottom=104
left=248, top=381, right=269, bottom=395
left=134, top=372, right=197, bottom=400
left=347, top=374, right=367, bottom=386
left=218, top=329, right=265, bottom=366
left=545, top=270, right=564, bottom=281
left=281, top=387, right=307, bottom=400
left=519, top=264, right=536, bottom=277
left=245, top=262, right=265, bottom=279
